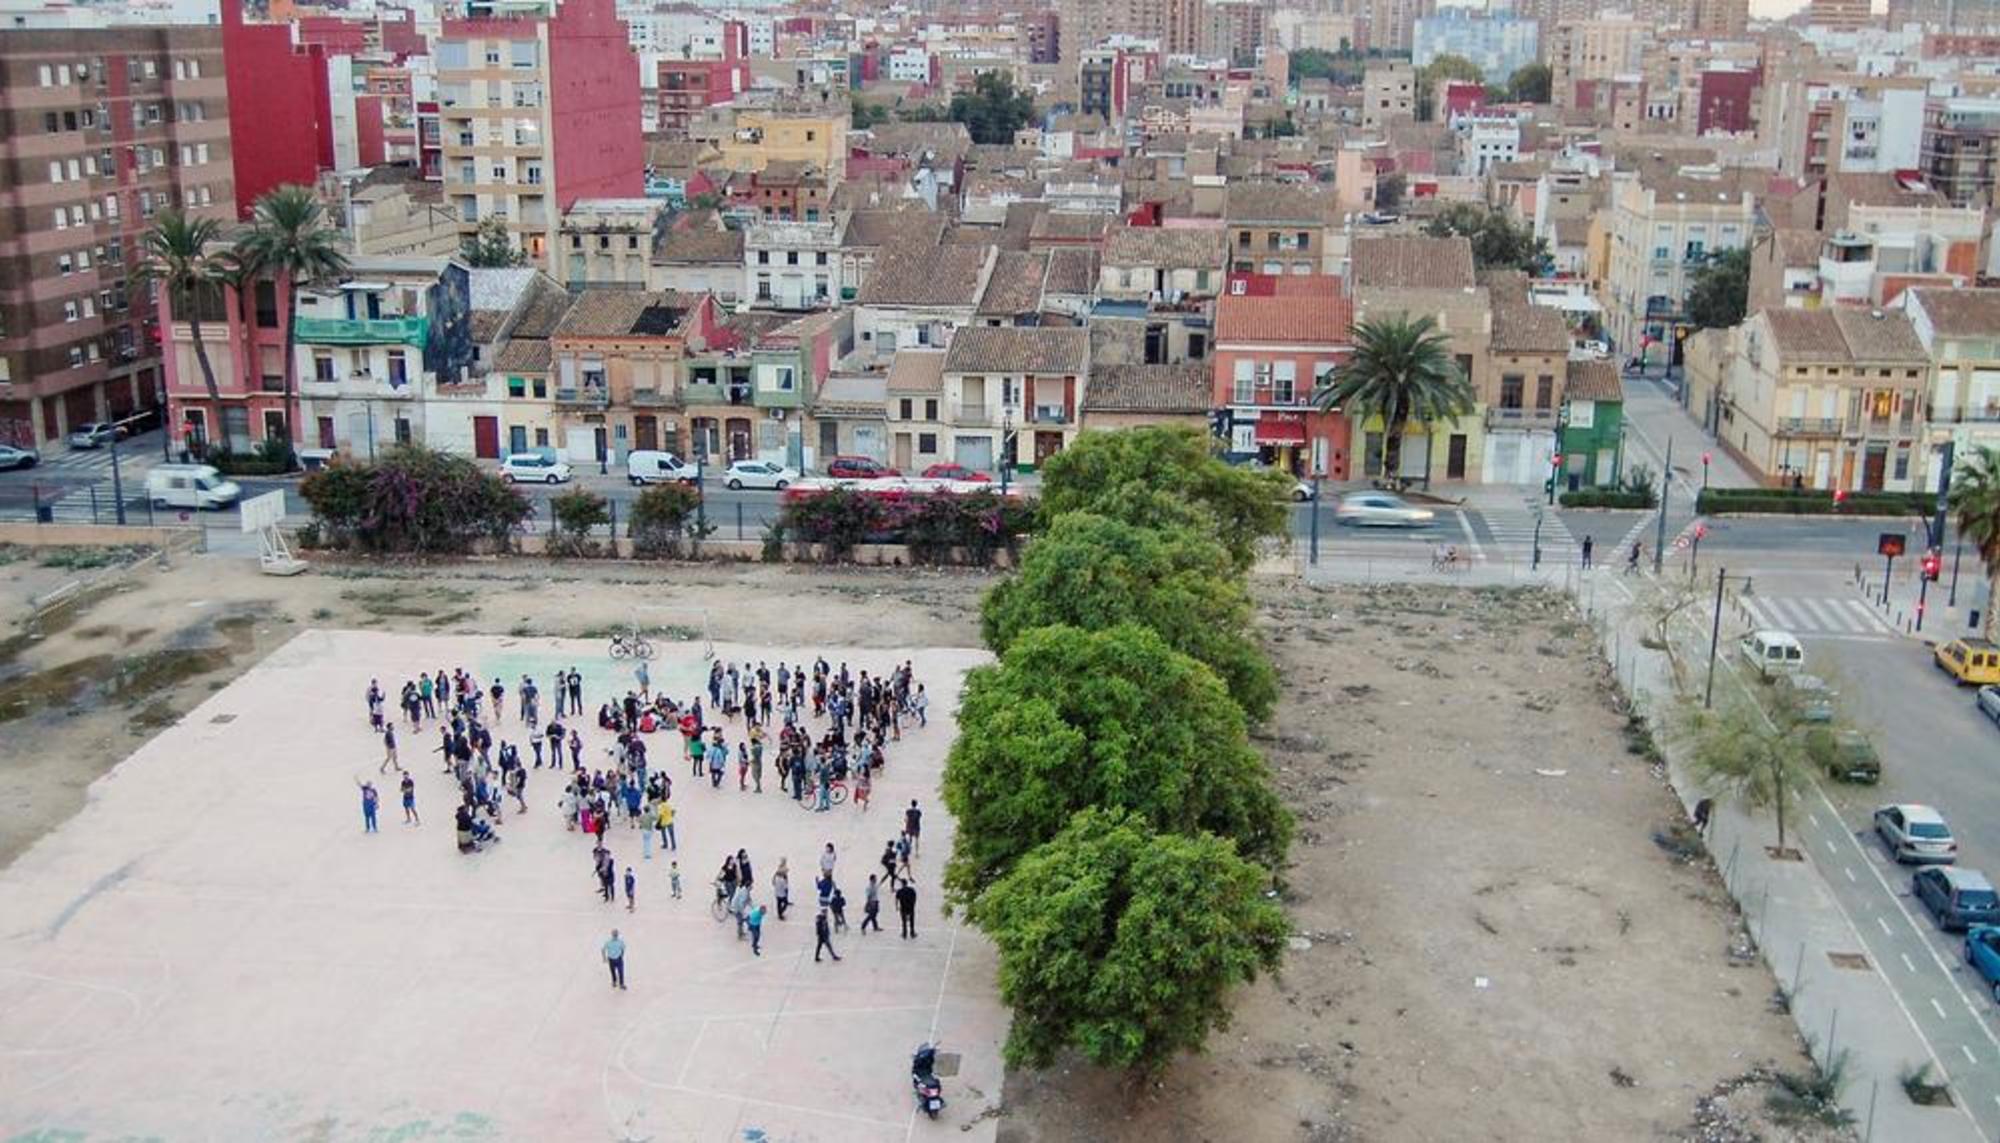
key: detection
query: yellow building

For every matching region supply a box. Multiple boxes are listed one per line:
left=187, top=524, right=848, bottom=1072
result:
left=720, top=110, right=848, bottom=175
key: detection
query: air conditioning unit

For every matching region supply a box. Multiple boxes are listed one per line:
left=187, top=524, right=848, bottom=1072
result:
left=769, top=408, right=787, bottom=421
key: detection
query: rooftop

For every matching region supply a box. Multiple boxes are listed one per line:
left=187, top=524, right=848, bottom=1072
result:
left=1082, top=363, right=1210, bottom=414
left=1102, top=225, right=1227, bottom=270
left=1757, top=307, right=1930, bottom=366
left=1906, top=288, right=2000, bottom=338
left=856, top=243, right=993, bottom=308
left=885, top=349, right=947, bottom=393
left=975, top=251, right=1050, bottom=317
left=1216, top=290, right=1354, bottom=345
left=1350, top=235, right=1477, bottom=290
left=1563, top=358, right=1622, bottom=402
left=942, top=325, right=1090, bottom=375
left=1224, top=182, right=1335, bottom=226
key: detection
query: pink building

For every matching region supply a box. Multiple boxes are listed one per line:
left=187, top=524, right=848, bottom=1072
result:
left=160, top=274, right=298, bottom=454
left=1213, top=275, right=1354, bottom=478
left=221, top=1, right=334, bottom=218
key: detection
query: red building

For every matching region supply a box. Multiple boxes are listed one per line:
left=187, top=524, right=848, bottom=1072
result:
left=545, top=0, right=646, bottom=210
left=221, top=0, right=333, bottom=217
left=1697, top=68, right=1758, bottom=135
left=1213, top=274, right=1354, bottom=478
left=656, top=22, right=749, bottom=140
left=159, top=272, right=298, bottom=454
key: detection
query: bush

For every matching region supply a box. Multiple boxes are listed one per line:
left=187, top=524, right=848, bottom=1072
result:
left=299, top=444, right=530, bottom=555
left=777, top=488, right=1036, bottom=564
left=1698, top=488, right=1931, bottom=516
left=1039, top=427, right=1288, bottom=569
left=779, top=486, right=889, bottom=561
left=628, top=483, right=710, bottom=558
left=548, top=488, right=609, bottom=558
left=1560, top=488, right=1656, bottom=509
left=205, top=437, right=297, bottom=476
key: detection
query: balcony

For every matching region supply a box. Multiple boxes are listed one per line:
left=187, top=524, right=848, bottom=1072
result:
left=553, top=385, right=608, bottom=408
left=293, top=315, right=429, bottom=348
left=1776, top=416, right=1843, bottom=436
left=950, top=402, right=994, bottom=427
left=1025, top=405, right=1072, bottom=426
left=1931, top=403, right=2000, bottom=424
left=630, top=388, right=679, bottom=408
left=1484, top=406, right=1560, bottom=429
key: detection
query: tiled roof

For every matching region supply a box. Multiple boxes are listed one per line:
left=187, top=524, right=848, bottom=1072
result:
left=886, top=349, right=947, bottom=393
left=1216, top=291, right=1353, bottom=345
left=554, top=291, right=669, bottom=339
left=468, top=310, right=509, bottom=344
left=1043, top=247, right=1100, bottom=294
left=508, top=283, right=574, bottom=340
left=1102, top=225, right=1226, bottom=270
left=843, top=209, right=946, bottom=250
left=1351, top=235, right=1476, bottom=290
left=976, top=251, right=1049, bottom=316
left=467, top=267, right=538, bottom=313
left=1028, top=211, right=1110, bottom=244
left=654, top=210, right=743, bottom=263
left=1564, top=358, right=1622, bottom=402
left=1224, top=182, right=1334, bottom=226
left=1907, top=288, right=2000, bottom=338
left=857, top=243, right=992, bottom=308
left=1832, top=171, right=1947, bottom=209
left=856, top=122, right=974, bottom=160
left=1771, top=229, right=1823, bottom=268
left=493, top=337, right=552, bottom=373
left=1082, top=363, right=1210, bottom=413
left=1758, top=308, right=1930, bottom=365
left=943, top=326, right=1090, bottom=375
left=817, top=373, right=888, bottom=413
left=1484, top=271, right=1570, bottom=354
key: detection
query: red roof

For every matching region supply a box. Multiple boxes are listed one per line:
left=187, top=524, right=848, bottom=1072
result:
left=1216, top=291, right=1353, bottom=344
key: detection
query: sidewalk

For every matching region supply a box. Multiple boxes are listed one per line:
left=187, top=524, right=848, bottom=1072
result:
left=1621, top=372, right=1759, bottom=493
left=1581, top=568, right=1986, bottom=1143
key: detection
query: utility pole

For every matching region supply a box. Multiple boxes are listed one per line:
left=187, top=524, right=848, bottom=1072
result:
left=999, top=407, right=1014, bottom=497
left=1653, top=436, right=1672, bottom=575
left=1308, top=474, right=1321, bottom=566
left=1705, top=566, right=1726, bottom=708
left=108, top=428, right=127, bottom=526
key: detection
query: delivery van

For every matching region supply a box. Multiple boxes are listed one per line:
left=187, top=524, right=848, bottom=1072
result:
left=145, top=464, right=241, bottom=510
left=627, top=450, right=696, bottom=486
left=1739, top=629, right=1805, bottom=678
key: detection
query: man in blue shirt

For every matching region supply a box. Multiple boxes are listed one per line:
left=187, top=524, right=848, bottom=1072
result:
left=603, top=930, right=627, bottom=989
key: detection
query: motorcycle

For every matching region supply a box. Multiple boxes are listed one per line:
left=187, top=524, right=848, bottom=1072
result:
left=911, top=1042, right=945, bottom=1119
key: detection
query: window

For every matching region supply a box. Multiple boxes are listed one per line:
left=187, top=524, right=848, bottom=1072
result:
left=64, top=301, right=80, bottom=322
left=186, top=58, right=199, bottom=79
left=756, top=274, right=772, bottom=301
left=1272, top=361, right=1297, bottom=404
left=313, top=352, right=336, bottom=382
left=387, top=350, right=409, bottom=387
left=195, top=143, right=208, bottom=165
left=44, top=112, right=59, bottom=133
left=816, top=251, right=828, bottom=265
left=924, top=399, right=938, bottom=420
left=774, top=366, right=795, bottom=391
left=76, top=249, right=89, bottom=270
left=38, top=65, right=52, bottom=86
left=55, top=209, right=68, bottom=230
left=70, top=346, right=85, bottom=368
left=1535, top=375, right=1553, bottom=408
left=49, top=161, right=64, bottom=184
left=918, top=432, right=937, bottom=452
left=510, top=41, right=536, bottom=68
left=757, top=250, right=770, bottom=264
left=58, top=254, right=73, bottom=275
left=1500, top=374, right=1524, bottom=409
left=786, top=251, right=798, bottom=265
left=899, top=398, right=913, bottom=419
left=1232, top=359, right=1255, bottom=404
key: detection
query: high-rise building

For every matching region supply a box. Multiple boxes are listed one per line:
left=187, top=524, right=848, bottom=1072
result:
left=1413, top=10, right=1540, bottom=86
left=1548, top=15, right=1649, bottom=109
left=1369, top=0, right=1437, bottom=55
left=0, top=27, right=235, bottom=450
left=436, top=0, right=644, bottom=269
left=1922, top=97, right=2000, bottom=209
left=1806, top=0, right=1874, bottom=29
left=220, top=1, right=333, bottom=219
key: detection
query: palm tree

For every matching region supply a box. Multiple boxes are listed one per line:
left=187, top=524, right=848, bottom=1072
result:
left=1948, top=444, right=2000, bottom=641
left=136, top=210, right=225, bottom=407
left=236, top=185, right=348, bottom=464
left=1313, top=314, right=1475, bottom=483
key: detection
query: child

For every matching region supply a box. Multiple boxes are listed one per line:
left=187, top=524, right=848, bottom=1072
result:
left=625, top=867, right=637, bottom=912
left=830, top=885, right=848, bottom=932
left=669, top=861, right=683, bottom=899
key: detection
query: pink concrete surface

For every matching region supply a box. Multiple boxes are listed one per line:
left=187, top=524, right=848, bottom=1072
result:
left=0, top=631, right=1007, bottom=1142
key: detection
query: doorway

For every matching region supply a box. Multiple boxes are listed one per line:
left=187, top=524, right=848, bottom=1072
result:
left=1446, top=434, right=1468, bottom=480
left=1034, top=430, right=1062, bottom=466
left=472, top=416, right=500, bottom=459
left=893, top=432, right=913, bottom=470
left=726, top=417, right=752, bottom=461
left=1861, top=444, right=1887, bottom=492
left=635, top=415, right=658, bottom=452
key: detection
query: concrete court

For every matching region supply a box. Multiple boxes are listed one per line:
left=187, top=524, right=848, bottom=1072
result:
left=0, top=630, right=1005, bottom=1143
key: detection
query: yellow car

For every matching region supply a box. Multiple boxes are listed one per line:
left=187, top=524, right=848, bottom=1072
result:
left=1934, top=638, right=2000, bottom=686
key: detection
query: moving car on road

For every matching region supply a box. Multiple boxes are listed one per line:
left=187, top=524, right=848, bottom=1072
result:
left=1934, top=638, right=2000, bottom=687
left=1977, top=685, right=2000, bottom=727
left=0, top=444, right=39, bottom=470
left=500, top=452, right=572, bottom=484
left=724, top=460, right=799, bottom=490
left=920, top=463, right=990, bottom=482
left=145, top=464, right=241, bottom=510
left=1333, top=492, right=1434, bottom=527
left=627, top=450, right=696, bottom=486
left=1913, top=866, right=2000, bottom=932
left=67, top=422, right=126, bottom=449
left=1873, top=803, right=1958, bottom=864
left=1965, top=925, right=2000, bottom=1002
left=1738, top=630, right=1805, bottom=678
left=825, top=456, right=900, bottom=480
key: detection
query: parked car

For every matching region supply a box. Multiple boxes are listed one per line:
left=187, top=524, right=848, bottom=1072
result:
left=1964, top=925, right=2000, bottom=1002
left=724, top=460, right=799, bottom=490
left=1874, top=804, right=1958, bottom=864
left=825, top=456, right=900, bottom=480
left=0, top=444, right=39, bottom=470
left=920, top=463, right=990, bottom=482
left=1913, top=866, right=2000, bottom=932
left=145, top=464, right=241, bottom=510
left=1771, top=673, right=1836, bottom=721
left=1738, top=630, right=1805, bottom=678
left=1572, top=339, right=1610, bottom=359
left=1805, top=727, right=1880, bottom=784
left=67, top=421, right=126, bottom=449
left=1977, top=685, right=2000, bottom=727
left=500, top=452, right=572, bottom=484
left=627, top=450, right=696, bottom=486
left=1934, top=638, right=2000, bottom=687
left=1333, top=492, right=1434, bottom=527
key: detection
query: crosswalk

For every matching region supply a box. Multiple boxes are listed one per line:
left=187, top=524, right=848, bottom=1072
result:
left=1463, top=488, right=1579, bottom=560
left=1737, top=594, right=1900, bottom=640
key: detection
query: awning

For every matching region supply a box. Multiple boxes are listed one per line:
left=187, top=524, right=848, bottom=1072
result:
left=1254, top=417, right=1306, bottom=445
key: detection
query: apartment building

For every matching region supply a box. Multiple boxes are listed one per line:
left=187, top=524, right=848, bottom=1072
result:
left=435, top=0, right=643, bottom=270
left=295, top=258, right=476, bottom=461
left=1921, top=98, right=2000, bottom=209
left=1362, top=60, right=1416, bottom=130
left=939, top=325, right=1091, bottom=473
left=1413, top=10, right=1539, bottom=86
left=1901, top=289, right=2000, bottom=482
left=1348, top=237, right=1491, bottom=484
left=1718, top=307, right=1931, bottom=491
left=557, top=198, right=656, bottom=289
left=1214, top=275, right=1354, bottom=479
left=0, top=26, right=235, bottom=450
left=1548, top=16, right=1648, bottom=111
left=1601, top=168, right=1756, bottom=363
left=745, top=219, right=847, bottom=311
left=719, top=109, right=848, bottom=175
left=1224, top=184, right=1336, bottom=276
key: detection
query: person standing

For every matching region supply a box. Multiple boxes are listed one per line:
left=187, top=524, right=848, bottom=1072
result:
left=904, top=801, right=922, bottom=856
left=656, top=799, right=677, bottom=852
left=401, top=773, right=420, bottom=826
left=773, top=859, right=792, bottom=920
left=861, top=874, right=882, bottom=933
left=1580, top=534, right=1594, bottom=570
left=829, top=885, right=848, bottom=932
left=635, top=660, right=650, bottom=698
left=1625, top=541, right=1642, bottom=575
left=625, top=866, right=638, bottom=913
left=568, top=668, right=584, bottom=716
left=813, top=908, right=841, bottom=962
left=896, top=877, right=918, bottom=939
left=358, top=779, right=379, bottom=833
left=731, top=882, right=751, bottom=939
left=746, top=902, right=767, bottom=956
left=380, top=723, right=400, bottom=774
left=748, top=724, right=766, bottom=792
left=603, top=929, right=627, bottom=990
left=669, top=861, right=683, bottom=899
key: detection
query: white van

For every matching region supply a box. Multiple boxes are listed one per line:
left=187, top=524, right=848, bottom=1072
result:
left=146, top=464, right=242, bottom=510
left=1739, top=629, right=1806, bottom=677
left=627, top=450, right=696, bottom=486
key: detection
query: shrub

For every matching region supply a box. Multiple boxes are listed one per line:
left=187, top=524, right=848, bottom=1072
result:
left=299, top=444, right=530, bottom=555
left=204, top=437, right=297, bottom=476
left=548, top=488, right=610, bottom=557
left=1560, top=488, right=1656, bottom=509
left=779, top=486, right=888, bottom=561
left=1698, top=488, right=1931, bottom=516
left=628, top=483, right=709, bottom=558
left=776, top=488, right=1036, bottom=564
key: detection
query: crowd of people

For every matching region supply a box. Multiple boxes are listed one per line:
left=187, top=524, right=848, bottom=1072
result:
left=353, top=653, right=935, bottom=988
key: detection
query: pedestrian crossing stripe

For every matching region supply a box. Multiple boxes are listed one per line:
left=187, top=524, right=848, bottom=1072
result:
left=1740, top=596, right=1898, bottom=638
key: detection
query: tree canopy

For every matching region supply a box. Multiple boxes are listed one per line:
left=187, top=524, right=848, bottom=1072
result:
left=1683, top=695, right=1820, bottom=852
left=1507, top=62, right=1553, bottom=104
left=1037, top=426, right=1289, bottom=569
left=1948, top=444, right=2000, bottom=641
left=941, top=622, right=1291, bottom=903
left=1415, top=54, right=1483, bottom=120
left=969, top=808, right=1289, bottom=1073
left=1422, top=203, right=1548, bottom=274
left=1288, top=47, right=1366, bottom=86
left=1315, top=315, right=1475, bottom=480
left=981, top=512, right=1278, bottom=721
left=1686, top=247, right=1751, bottom=331
left=462, top=216, right=529, bottom=268
left=950, top=71, right=1036, bottom=145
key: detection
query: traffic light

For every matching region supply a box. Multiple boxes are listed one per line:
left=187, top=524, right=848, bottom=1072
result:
left=1922, top=551, right=1942, bottom=581
left=1832, top=489, right=1849, bottom=509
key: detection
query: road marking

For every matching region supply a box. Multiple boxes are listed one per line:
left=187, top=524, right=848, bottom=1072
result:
left=1844, top=866, right=1856, bottom=882
left=1962, top=1045, right=1978, bottom=1065
left=1454, top=509, right=1486, bottom=562
left=1902, top=952, right=1919, bottom=973
left=1933, top=997, right=1950, bottom=1020
left=1809, top=812, right=1822, bottom=828
left=1825, top=838, right=1839, bottom=855
left=1879, top=916, right=1896, bottom=936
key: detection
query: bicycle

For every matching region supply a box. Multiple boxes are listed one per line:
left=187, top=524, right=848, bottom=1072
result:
left=608, top=631, right=655, bottom=661
left=711, top=880, right=731, bottom=921
left=1429, top=552, right=1468, bottom=573
left=796, top=778, right=849, bottom=808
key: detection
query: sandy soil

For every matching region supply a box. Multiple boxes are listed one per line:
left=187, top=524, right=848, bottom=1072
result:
left=0, top=548, right=986, bottom=868
left=997, top=583, right=1847, bottom=1143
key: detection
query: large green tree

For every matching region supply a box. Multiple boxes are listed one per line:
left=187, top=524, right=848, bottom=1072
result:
left=1038, top=426, right=1289, bottom=569
left=1423, top=203, right=1548, bottom=274
left=970, top=808, right=1289, bottom=1074
left=941, top=622, right=1291, bottom=903
left=1949, top=444, right=2000, bottom=641
left=237, top=185, right=349, bottom=460
left=137, top=210, right=225, bottom=407
left=1686, top=247, right=1751, bottom=331
left=949, top=71, right=1036, bottom=144
left=1315, top=315, right=1475, bottom=481
left=1684, top=694, right=1821, bottom=853
left=461, top=216, right=528, bottom=268
left=1288, top=47, right=1365, bottom=86
left=1415, top=54, right=1483, bottom=121
left=1507, top=62, right=1553, bottom=104
left=981, top=512, right=1278, bottom=721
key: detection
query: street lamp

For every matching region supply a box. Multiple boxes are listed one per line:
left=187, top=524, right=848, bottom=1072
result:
left=1701, top=450, right=1711, bottom=493
left=999, top=407, right=1014, bottom=496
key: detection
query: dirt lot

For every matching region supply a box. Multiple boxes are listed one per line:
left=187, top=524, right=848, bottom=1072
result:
left=998, top=583, right=1846, bottom=1143
left=1, top=547, right=1843, bottom=1141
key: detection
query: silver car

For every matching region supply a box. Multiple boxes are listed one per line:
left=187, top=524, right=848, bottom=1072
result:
left=1874, top=803, right=1958, bottom=865
left=1334, top=492, right=1436, bottom=527
left=0, top=443, right=38, bottom=470
left=1977, top=685, right=2000, bottom=728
